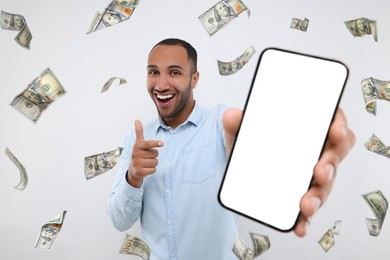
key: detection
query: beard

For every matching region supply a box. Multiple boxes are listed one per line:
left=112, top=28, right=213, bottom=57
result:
left=156, top=80, right=193, bottom=120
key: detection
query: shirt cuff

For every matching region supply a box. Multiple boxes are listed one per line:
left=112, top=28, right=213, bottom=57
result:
left=118, top=171, right=144, bottom=203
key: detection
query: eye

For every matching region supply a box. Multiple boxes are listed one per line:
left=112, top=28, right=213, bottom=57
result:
left=148, top=69, right=159, bottom=75
left=170, top=70, right=181, bottom=76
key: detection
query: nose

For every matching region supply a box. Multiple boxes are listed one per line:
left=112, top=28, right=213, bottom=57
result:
left=154, top=74, right=170, bottom=92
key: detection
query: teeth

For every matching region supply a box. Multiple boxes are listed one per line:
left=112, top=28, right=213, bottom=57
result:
left=157, top=94, right=173, bottom=100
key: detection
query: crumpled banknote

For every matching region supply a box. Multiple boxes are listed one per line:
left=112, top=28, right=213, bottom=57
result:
left=5, top=147, right=28, bottom=190
left=1, top=10, right=32, bottom=49
left=101, top=77, right=127, bottom=93
left=361, top=77, right=390, bottom=116
left=84, top=147, right=123, bottom=180
left=10, top=67, right=66, bottom=124
left=199, top=0, right=250, bottom=36
left=119, top=234, right=151, bottom=260
left=87, top=0, right=139, bottom=34
left=344, top=17, right=377, bottom=42
left=365, top=134, right=390, bottom=159
left=232, top=232, right=270, bottom=260
left=318, top=220, right=342, bottom=252
left=362, top=190, right=388, bottom=236
left=217, top=46, right=255, bottom=75
left=34, top=211, right=67, bottom=250
left=290, top=17, right=309, bottom=32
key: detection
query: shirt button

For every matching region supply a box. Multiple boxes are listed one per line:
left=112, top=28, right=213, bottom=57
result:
left=166, top=189, right=170, bottom=193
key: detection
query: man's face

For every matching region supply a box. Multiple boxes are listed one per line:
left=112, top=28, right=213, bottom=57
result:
left=356, top=19, right=366, bottom=32
left=362, top=79, right=373, bottom=96
left=13, top=15, right=24, bottom=28
left=215, top=3, right=229, bottom=17
left=147, top=45, right=199, bottom=126
left=231, top=60, right=240, bottom=70
left=96, top=155, right=106, bottom=169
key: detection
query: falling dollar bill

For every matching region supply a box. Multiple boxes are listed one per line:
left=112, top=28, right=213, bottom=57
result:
left=233, top=232, right=270, bottom=260
left=10, top=67, right=66, bottom=124
left=290, top=17, right=309, bottom=32
left=233, top=234, right=253, bottom=260
left=84, top=147, right=123, bottom=180
left=218, top=46, right=255, bottom=76
left=1, top=10, right=32, bottom=49
left=87, top=0, right=139, bottom=34
left=365, top=134, right=390, bottom=158
left=250, top=233, right=270, bottom=258
left=101, top=77, right=127, bottom=93
left=318, top=220, right=341, bottom=252
left=119, top=233, right=150, bottom=260
left=34, top=210, right=67, bottom=250
left=344, top=17, right=377, bottom=42
left=5, top=147, right=28, bottom=190
left=331, top=220, right=342, bottom=236
left=318, top=229, right=335, bottom=252
left=361, top=77, right=390, bottom=115
left=199, top=0, right=250, bottom=36
left=362, top=190, right=388, bottom=236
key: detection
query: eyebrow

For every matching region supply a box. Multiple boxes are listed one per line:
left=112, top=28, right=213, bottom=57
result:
left=147, top=65, right=184, bottom=70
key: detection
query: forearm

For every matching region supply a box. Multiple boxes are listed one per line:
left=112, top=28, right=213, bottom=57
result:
left=106, top=172, right=143, bottom=231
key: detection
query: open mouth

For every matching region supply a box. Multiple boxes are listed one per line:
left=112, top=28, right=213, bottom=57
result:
left=155, top=93, right=175, bottom=104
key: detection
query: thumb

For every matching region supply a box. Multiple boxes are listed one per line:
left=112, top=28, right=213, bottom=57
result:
left=134, top=120, right=144, bottom=142
left=222, top=108, right=242, bottom=137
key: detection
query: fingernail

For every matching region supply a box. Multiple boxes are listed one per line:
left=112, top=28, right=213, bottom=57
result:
left=325, top=163, right=334, bottom=182
left=158, top=141, right=164, bottom=147
left=311, top=197, right=321, bottom=212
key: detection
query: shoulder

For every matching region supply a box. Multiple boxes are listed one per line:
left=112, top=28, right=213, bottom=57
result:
left=197, top=104, right=230, bottom=133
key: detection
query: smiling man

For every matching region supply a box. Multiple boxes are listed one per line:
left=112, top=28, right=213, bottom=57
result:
left=106, top=38, right=355, bottom=259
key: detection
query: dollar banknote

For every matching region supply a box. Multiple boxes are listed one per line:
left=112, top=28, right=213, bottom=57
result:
left=101, top=77, right=127, bottom=93
left=1, top=10, right=32, bottom=49
left=5, top=147, right=28, bottom=190
left=84, top=147, right=123, bottom=180
left=318, top=229, right=335, bottom=252
left=199, top=0, right=250, bottom=36
left=250, top=233, right=270, bottom=258
left=365, top=134, right=390, bottom=158
left=87, top=0, right=139, bottom=34
left=361, top=77, right=390, bottom=115
left=344, top=17, right=378, bottom=42
left=233, top=233, right=270, bottom=259
left=10, top=67, right=66, bottom=124
left=119, top=234, right=150, bottom=260
left=218, top=46, right=255, bottom=75
left=362, top=190, right=388, bottom=236
left=331, top=220, right=342, bottom=236
left=318, top=220, right=341, bottom=252
left=34, top=211, right=67, bottom=250
left=290, top=17, right=309, bottom=32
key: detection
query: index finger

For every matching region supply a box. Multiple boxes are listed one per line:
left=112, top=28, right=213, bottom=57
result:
left=138, top=139, right=164, bottom=150
left=134, top=119, right=145, bottom=142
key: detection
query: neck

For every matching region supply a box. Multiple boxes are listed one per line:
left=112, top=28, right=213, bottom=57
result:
left=163, top=100, right=195, bottom=129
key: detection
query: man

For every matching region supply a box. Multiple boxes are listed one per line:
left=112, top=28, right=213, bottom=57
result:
left=107, top=38, right=355, bottom=259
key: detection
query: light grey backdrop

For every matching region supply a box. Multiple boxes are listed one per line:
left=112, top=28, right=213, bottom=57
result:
left=0, top=0, right=389, bottom=259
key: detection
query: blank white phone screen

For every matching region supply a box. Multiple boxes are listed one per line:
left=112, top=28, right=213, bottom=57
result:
left=219, top=48, right=348, bottom=232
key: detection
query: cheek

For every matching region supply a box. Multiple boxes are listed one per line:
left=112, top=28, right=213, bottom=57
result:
left=146, top=78, right=154, bottom=90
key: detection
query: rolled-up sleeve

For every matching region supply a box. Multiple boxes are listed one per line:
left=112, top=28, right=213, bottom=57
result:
left=106, top=131, right=143, bottom=231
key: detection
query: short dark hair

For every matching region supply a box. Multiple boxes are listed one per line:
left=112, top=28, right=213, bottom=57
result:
left=150, top=38, right=198, bottom=73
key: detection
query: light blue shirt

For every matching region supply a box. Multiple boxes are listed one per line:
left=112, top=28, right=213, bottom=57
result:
left=107, top=102, right=238, bottom=259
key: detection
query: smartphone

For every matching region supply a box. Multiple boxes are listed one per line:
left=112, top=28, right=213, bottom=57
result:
left=218, top=48, right=348, bottom=232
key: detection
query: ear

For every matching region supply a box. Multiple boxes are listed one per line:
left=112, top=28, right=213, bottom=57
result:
left=191, top=71, right=199, bottom=89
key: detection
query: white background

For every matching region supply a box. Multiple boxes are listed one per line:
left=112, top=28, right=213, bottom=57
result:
left=0, top=0, right=389, bottom=259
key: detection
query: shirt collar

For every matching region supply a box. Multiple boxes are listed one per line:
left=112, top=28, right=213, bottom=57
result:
left=153, top=101, right=202, bottom=135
